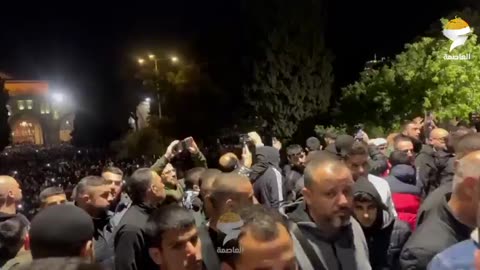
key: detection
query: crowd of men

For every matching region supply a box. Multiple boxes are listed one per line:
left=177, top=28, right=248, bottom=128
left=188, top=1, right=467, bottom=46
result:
left=2, top=121, right=480, bottom=270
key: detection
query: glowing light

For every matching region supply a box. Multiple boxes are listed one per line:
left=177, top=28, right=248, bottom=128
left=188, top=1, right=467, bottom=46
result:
left=138, top=58, right=145, bottom=65
left=148, top=54, right=155, bottom=60
left=145, top=98, right=151, bottom=103
left=52, top=93, right=64, bottom=103
left=171, top=56, right=179, bottom=63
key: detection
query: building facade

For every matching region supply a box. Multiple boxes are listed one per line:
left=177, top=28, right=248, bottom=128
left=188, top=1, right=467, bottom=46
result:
left=4, top=80, right=75, bottom=145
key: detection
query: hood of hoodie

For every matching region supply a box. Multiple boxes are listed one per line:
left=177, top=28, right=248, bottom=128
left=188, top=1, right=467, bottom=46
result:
left=250, top=146, right=281, bottom=181
left=390, top=164, right=416, bottom=184
left=353, top=177, right=394, bottom=230
left=285, top=200, right=354, bottom=243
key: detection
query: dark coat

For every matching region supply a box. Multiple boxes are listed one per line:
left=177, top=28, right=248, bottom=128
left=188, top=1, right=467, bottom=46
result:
left=400, top=192, right=471, bottom=270
left=415, top=145, right=436, bottom=196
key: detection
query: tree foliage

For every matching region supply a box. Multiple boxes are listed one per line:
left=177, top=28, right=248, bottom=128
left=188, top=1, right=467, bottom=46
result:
left=110, top=127, right=171, bottom=159
left=244, top=0, right=333, bottom=139
left=340, top=20, right=480, bottom=130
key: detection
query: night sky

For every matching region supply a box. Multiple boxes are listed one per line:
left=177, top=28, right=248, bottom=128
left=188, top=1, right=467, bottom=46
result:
left=0, top=0, right=468, bottom=145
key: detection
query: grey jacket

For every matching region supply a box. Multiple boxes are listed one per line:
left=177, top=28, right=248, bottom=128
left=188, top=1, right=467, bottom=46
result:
left=284, top=201, right=372, bottom=270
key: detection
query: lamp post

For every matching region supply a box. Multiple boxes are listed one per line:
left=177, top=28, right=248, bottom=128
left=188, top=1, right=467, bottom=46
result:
left=137, top=54, right=179, bottom=119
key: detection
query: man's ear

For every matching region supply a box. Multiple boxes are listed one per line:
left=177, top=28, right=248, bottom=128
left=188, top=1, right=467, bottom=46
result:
left=221, top=262, right=234, bottom=270
left=302, top=188, right=312, bottom=205
left=149, top=247, right=163, bottom=266
left=81, top=240, right=94, bottom=262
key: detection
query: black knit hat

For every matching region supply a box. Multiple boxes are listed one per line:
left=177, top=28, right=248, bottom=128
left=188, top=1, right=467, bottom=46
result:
left=30, top=204, right=94, bottom=259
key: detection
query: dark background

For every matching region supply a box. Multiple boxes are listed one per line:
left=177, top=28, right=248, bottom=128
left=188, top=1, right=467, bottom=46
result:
left=0, top=0, right=468, bottom=146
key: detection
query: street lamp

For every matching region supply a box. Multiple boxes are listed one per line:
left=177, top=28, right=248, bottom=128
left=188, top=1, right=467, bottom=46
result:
left=138, top=58, right=145, bottom=65
left=148, top=54, right=155, bottom=60
left=171, top=56, right=178, bottom=63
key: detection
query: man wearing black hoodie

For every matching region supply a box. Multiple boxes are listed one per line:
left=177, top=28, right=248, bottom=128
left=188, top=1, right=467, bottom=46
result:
left=0, top=175, right=28, bottom=234
left=353, top=178, right=411, bottom=270
left=250, top=146, right=287, bottom=209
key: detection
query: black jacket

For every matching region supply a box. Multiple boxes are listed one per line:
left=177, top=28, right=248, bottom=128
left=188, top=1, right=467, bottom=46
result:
left=114, top=204, right=158, bottom=270
left=399, top=192, right=471, bottom=270
left=251, top=147, right=288, bottom=208
left=415, top=182, right=452, bottom=227
left=433, top=150, right=454, bottom=186
left=415, top=145, right=436, bottom=197
left=354, top=178, right=411, bottom=270
left=368, top=145, right=389, bottom=177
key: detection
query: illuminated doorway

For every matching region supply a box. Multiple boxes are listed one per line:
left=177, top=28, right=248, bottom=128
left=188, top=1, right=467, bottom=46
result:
left=59, top=115, right=74, bottom=142
left=12, top=119, right=44, bottom=145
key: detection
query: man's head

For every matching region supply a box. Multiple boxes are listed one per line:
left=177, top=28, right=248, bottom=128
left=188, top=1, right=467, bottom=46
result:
left=343, top=141, right=369, bottom=181
left=199, top=169, right=221, bottom=219
left=286, top=144, right=306, bottom=169
left=369, top=138, right=388, bottom=156
left=302, top=159, right=354, bottom=236
left=75, top=176, right=113, bottom=217
left=0, top=215, right=28, bottom=262
left=39, top=187, right=67, bottom=209
left=220, top=205, right=296, bottom=270
left=30, top=204, right=94, bottom=259
left=393, top=135, right=414, bottom=161
left=0, top=176, right=22, bottom=211
left=147, top=205, right=202, bottom=270
left=452, top=151, right=480, bottom=228
left=161, top=163, right=178, bottom=187
left=402, top=121, right=421, bottom=140
left=352, top=178, right=387, bottom=229
left=209, top=173, right=254, bottom=223
left=429, top=128, right=449, bottom=151
left=306, top=137, right=321, bottom=152
left=126, top=168, right=166, bottom=206
left=219, top=153, right=240, bottom=173
left=101, top=166, right=124, bottom=201
left=389, top=150, right=412, bottom=167
left=324, top=132, right=337, bottom=146
left=184, top=167, right=206, bottom=192
left=454, top=133, right=480, bottom=159
left=447, top=126, right=474, bottom=154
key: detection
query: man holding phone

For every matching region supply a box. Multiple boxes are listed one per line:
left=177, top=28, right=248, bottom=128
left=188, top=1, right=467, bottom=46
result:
left=151, top=137, right=207, bottom=204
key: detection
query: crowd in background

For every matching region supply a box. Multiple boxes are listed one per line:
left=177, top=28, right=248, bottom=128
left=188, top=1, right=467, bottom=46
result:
left=2, top=119, right=480, bottom=270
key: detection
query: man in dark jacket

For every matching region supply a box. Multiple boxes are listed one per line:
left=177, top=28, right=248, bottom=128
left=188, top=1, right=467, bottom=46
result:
left=281, top=158, right=371, bottom=270
left=250, top=146, right=287, bottom=209
left=399, top=150, right=480, bottom=270
left=353, top=177, right=411, bottom=270
left=283, top=144, right=306, bottom=201
left=114, top=168, right=166, bottom=270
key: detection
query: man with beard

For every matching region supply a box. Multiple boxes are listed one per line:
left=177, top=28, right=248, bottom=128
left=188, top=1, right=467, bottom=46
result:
left=146, top=204, right=203, bottom=270
left=102, top=166, right=131, bottom=227
left=74, top=176, right=113, bottom=266
left=353, top=178, right=411, bottom=270
left=283, top=144, right=306, bottom=201
left=284, top=159, right=371, bottom=270
left=115, top=168, right=166, bottom=270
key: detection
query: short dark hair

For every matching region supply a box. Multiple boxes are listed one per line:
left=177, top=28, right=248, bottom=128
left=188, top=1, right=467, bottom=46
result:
left=102, top=166, right=123, bottom=177
left=389, top=150, right=411, bottom=166
left=126, top=168, right=154, bottom=204
left=0, top=216, right=27, bottom=261
left=354, top=192, right=375, bottom=204
left=26, top=257, right=104, bottom=270
left=344, top=141, right=369, bottom=160
left=222, top=205, right=287, bottom=266
left=40, top=187, right=65, bottom=202
left=393, top=134, right=413, bottom=150
left=455, top=133, right=480, bottom=159
left=199, top=169, right=222, bottom=193
left=286, top=144, right=303, bottom=156
left=306, top=137, right=321, bottom=151
left=146, top=204, right=196, bottom=249
left=402, top=121, right=417, bottom=131
left=75, top=176, right=106, bottom=198
left=30, top=204, right=94, bottom=259
left=184, top=167, right=206, bottom=190
left=303, top=159, right=347, bottom=189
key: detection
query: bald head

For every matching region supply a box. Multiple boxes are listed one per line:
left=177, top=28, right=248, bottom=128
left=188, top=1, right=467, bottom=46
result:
left=430, top=128, right=449, bottom=151
left=304, top=159, right=351, bottom=189
left=219, top=153, right=240, bottom=173
left=454, top=151, right=480, bottom=190
left=210, top=173, right=254, bottom=210
left=0, top=176, right=22, bottom=210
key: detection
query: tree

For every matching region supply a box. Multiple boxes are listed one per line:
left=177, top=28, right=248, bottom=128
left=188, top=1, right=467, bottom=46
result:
left=340, top=19, right=480, bottom=130
left=0, top=79, right=10, bottom=150
left=244, top=0, right=333, bottom=139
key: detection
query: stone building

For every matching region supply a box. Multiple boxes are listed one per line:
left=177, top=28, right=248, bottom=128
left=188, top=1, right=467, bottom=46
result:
left=4, top=80, right=75, bottom=145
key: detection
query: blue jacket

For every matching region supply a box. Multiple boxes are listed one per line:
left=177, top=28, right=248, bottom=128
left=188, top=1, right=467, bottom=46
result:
left=428, top=239, right=476, bottom=270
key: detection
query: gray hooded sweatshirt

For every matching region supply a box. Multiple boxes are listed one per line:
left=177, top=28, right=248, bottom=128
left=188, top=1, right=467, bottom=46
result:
left=283, top=201, right=371, bottom=270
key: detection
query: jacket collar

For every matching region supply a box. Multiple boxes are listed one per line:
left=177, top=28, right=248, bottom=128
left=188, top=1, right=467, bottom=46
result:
left=441, top=193, right=472, bottom=239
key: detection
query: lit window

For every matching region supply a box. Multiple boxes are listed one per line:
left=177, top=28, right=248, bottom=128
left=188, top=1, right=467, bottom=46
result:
left=17, top=100, right=25, bottom=111
left=53, top=110, right=59, bottom=120
left=26, top=100, right=33, bottom=110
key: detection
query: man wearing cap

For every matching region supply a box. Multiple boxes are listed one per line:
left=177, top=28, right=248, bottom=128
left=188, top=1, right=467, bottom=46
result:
left=29, top=204, right=94, bottom=260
